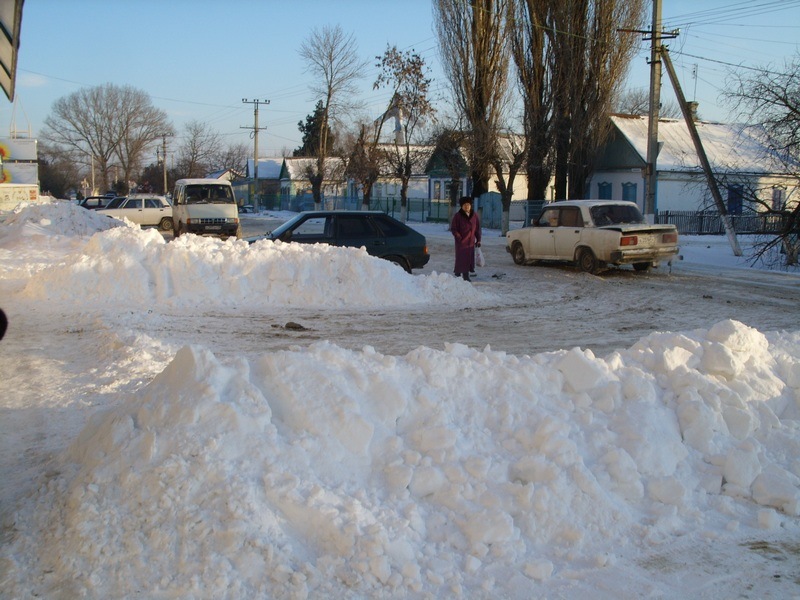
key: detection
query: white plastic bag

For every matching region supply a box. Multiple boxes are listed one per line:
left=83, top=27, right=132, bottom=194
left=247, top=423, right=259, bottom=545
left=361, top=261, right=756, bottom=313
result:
left=475, top=246, right=486, bottom=267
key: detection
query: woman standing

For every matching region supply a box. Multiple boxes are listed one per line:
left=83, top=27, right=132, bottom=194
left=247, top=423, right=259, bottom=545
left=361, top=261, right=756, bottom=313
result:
left=450, top=196, right=482, bottom=281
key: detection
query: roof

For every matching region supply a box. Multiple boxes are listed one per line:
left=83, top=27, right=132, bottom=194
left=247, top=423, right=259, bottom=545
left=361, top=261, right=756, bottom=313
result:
left=247, top=158, right=283, bottom=179
left=610, top=114, right=794, bottom=174
left=281, top=157, right=345, bottom=181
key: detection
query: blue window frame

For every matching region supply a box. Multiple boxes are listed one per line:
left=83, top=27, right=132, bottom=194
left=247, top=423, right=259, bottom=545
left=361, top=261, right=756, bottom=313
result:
left=727, top=185, right=743, bottom=215
left=622, top=182, right=637, bottom=202
left=597, top=182, right=612, bottom=200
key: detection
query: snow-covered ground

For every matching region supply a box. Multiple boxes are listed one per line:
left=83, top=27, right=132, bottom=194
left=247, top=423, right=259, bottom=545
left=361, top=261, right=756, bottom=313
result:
left=1, top=201, right=799, bottom=599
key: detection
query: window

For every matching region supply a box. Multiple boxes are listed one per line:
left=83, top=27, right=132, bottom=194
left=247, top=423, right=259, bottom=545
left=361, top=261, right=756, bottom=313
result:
left=145, top=199, right=161, bottom=208
left=598, top=182, right=612, bottom=200
left=559, top=207, right=583, bottom=227
left=291, top=217, right=330, bottom=238
left=337, top=216, right=377, bottom=238
left=772, top=187, right=786, bottom=211
left=537, top=208, right=560, bottom=227
left=622, top=182, right=637, bottom=203
left=373, top=215, right=407, bottom=237
left=727, top=185, right=743, bottom=215
left=433, top=181, right=441, bottom=200
left=122, top=199, right=141, bottom=209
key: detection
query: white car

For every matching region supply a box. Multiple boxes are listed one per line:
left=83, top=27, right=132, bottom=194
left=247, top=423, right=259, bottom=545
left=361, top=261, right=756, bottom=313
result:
left=506, top=200, right=679, bottom=273
left=98, top=194, right=173, bottom=231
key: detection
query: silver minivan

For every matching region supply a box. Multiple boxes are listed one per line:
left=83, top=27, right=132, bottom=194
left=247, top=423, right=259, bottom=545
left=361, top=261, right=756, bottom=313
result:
left=172, top=178, right=241, bottom=239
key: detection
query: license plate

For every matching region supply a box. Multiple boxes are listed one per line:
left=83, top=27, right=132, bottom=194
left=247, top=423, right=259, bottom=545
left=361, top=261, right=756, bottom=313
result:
left=206, top=226, right=221, bottom=231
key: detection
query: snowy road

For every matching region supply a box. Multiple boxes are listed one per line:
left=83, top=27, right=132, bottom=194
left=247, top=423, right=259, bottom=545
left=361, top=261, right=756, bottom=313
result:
left=210, top=219, right=800, bottom=360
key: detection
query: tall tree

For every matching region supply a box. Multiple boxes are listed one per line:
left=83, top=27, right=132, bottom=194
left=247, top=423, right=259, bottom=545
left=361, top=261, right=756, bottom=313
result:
left=435, top=0, right=511, bottom=200
left=42, top=83, right=172, bottom=194
left=509, top=0, right=555, bottom=203
left=548, top=0, right=644, bottom=199
left=374, top=45, right=436, bottom=221
left=299, top=25, right=367, bottom=209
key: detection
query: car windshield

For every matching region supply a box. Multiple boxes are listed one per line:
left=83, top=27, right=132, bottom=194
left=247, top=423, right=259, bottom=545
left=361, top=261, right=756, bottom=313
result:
left=104, top=197, right=125, bottom=209
left=184, top=185, right=234, bottom=204
left=590, top=204, right=646, bottom=226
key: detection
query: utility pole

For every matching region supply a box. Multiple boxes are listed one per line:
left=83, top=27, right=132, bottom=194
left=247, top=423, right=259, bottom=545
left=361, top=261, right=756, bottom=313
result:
left=160, top=134, right=171, bottom=196
left=661, top=48, right=742, bottom=256
left=242, top=98, right=269, bottom=208
left=644, top=0, right=662, bottom=222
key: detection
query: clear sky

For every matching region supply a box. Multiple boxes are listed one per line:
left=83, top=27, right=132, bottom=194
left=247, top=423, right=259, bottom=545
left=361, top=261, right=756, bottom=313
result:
left=5, top=0, right=800, bottom=159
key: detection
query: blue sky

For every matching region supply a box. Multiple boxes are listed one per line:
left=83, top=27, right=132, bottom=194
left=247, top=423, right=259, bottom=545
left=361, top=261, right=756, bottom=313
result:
left=6, top=0, right=800, bottom=158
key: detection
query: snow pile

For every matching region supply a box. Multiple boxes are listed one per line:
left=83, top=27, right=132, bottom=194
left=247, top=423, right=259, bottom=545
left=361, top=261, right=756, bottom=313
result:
left=2, top=203, right=488, bottom=309
left=3, top=320, right=799, bottom=598
left=0, top=199, right=123, bottom=238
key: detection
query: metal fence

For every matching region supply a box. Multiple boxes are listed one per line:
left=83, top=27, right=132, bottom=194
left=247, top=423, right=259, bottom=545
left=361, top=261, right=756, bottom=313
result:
left=657, top=210, right=789, bottom=235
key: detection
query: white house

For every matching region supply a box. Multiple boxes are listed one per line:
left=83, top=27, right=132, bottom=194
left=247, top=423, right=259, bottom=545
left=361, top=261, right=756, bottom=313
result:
left=589, top=114, right=798, bottom=214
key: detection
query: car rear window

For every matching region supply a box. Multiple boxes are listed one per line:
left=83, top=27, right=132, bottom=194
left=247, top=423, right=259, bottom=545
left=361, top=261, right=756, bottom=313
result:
left=591, top=204, right=646, bottom=226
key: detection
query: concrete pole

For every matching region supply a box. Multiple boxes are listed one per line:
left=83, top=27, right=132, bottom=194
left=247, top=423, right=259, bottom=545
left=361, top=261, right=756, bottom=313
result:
left=644, top=0, right=662, bottom=222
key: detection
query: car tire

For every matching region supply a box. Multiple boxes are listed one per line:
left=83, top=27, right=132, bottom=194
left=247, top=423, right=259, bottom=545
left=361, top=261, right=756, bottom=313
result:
left=511, top=241, right=526, bottom=265
left=633, top=262, right=651, bottom=272
left=159, top=217, right=174, bottom=232
left=386, top=255, right=411, bottom=274
left=577, top=247, right=599, bottom=274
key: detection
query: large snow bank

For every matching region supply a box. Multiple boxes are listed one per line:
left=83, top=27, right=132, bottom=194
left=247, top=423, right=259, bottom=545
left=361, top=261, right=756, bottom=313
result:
left=2, top=320, right=799, bottom=598
left=1, top=202, right=489, bottom=309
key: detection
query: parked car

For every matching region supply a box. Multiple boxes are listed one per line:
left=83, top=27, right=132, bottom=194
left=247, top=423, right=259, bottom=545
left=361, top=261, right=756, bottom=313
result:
left=505, top=200, right=679, bottom=273
left=238, top=204, right=255, bottom=214
left=79, top=196, right=110, bottom=210
left=249, top=211, right=430, bottom=273
left=97, top=194, right=173, bottom=231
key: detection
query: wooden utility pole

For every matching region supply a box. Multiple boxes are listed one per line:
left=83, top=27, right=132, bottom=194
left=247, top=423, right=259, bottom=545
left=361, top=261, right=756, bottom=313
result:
left=242, top=98, right=269, bottom=207
left=661, top=48, right=742, bottom=256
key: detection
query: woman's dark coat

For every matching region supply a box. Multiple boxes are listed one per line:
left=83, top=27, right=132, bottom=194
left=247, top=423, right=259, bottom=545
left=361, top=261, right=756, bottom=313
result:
left=450, top=208, right=481, bottom=275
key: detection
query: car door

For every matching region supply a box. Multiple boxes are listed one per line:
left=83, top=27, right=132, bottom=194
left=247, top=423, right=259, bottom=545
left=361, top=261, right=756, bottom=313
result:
left=528, top=207, right=559, bottom=258
left=120, top=197, right=144, bottom=223
left=333, top=214, right=383, bottom=255
left=142, top=198, right=168, bottom=226
left=553, top=207, right=584, bottom=259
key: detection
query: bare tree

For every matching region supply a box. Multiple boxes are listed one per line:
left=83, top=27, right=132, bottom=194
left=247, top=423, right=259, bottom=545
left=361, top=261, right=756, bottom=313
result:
left=175, top=120, right=222, bottom=178
left=113, top=87, right=174, bottom=193
left=509, top=0, right=555, bottom=203
left=299, top=25, right=368, bottom=209
left=344, top=122, right=385, bottom=210
left=374, top=45, right=436, bottom=221
left=724, top=53, right=800, bottom=264
left=615, top=88, right=681, bottom=119
left=548, top=0, right=645, bottom=199
left=41, top=83, right=172, bottom=194
left=435, top=0, right=511, bottom=200
left=212, top=141, right=250, bottom=176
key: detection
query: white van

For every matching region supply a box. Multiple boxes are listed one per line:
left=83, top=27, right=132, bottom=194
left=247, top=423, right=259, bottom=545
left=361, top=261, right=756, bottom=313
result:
left=172, top=178, right=241, bottom=239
